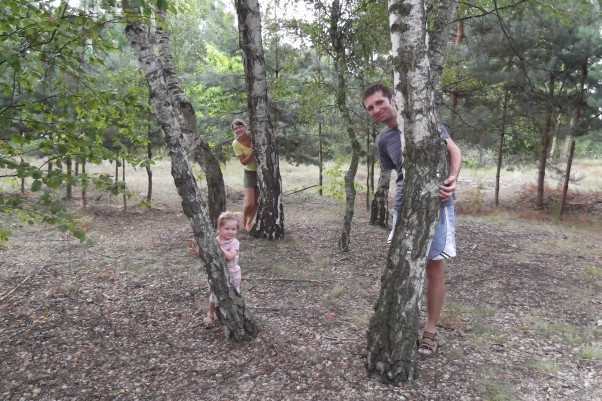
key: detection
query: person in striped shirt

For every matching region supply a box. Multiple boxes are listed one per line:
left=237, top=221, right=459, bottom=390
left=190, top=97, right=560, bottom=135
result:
left=362, top=83, right=462, bottom=357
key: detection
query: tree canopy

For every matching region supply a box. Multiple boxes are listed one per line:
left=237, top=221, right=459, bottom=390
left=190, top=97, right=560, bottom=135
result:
left=1, top=0, right=601, bottom=243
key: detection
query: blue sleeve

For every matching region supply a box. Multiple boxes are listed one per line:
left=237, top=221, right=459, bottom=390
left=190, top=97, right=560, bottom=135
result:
left=439, top=124, right=451, bottom=140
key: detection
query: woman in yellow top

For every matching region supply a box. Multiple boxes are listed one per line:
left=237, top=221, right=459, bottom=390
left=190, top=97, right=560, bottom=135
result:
left=231, top=119, right=257, bottom=231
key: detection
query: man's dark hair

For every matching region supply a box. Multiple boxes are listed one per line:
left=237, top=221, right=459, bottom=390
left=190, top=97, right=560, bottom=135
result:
left=361, top=83, right=393, bottom=107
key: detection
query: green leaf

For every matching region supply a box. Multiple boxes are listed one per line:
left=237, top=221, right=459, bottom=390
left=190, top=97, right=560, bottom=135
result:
left=51, top=204, right=63, bottom=215
left=74, top=230, right=86, bottom=241
left=157, top=0, right=168, bottom=11
left=31, top=179, right=42, bottom=192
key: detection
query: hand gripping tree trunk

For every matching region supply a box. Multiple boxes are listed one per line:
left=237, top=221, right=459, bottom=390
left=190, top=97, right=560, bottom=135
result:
left=365, top=0, right=456, bottom=383
left=235, top=0, right=284, bottom=240
left=123, top=2, right=257, bottom=341
left=156, top=11, right=226, bottom=227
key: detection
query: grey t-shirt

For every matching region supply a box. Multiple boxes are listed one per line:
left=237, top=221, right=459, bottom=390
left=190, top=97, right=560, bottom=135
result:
left=376, top=124, right=452, bottom=211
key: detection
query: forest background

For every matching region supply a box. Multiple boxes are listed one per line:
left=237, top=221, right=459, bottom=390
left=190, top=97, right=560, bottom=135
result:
left=1, top=0, right=602, bottom=399
left=1, top=0, right=601, bottom=238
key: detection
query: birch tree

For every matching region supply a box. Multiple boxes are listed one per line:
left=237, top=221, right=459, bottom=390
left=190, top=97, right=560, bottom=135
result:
left=365, top=0, right=457, bottom=383
left=235, top=0, right=285, bottom=240
left=123, top=1, right=257, bottom=341
left=328, top=0, right=361, bottom=252
left=156, top=10, right=226, bottom=226
left=369, top=168, right=391, bottom=228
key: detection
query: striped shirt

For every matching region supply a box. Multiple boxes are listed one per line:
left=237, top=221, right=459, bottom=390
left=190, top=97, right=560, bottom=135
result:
left=376, top=125, right=452, bottom=210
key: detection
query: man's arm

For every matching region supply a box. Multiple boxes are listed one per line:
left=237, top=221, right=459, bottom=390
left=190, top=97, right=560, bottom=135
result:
left=439, top=137, right=462, bottom=201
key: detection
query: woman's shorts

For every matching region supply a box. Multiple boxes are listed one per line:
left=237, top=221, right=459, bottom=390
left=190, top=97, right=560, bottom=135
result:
left=243, top=170, right=257, bottom=189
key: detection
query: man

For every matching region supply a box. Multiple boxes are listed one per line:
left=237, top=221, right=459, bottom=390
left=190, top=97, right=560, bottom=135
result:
left=362, top=83, right=462, bottom=356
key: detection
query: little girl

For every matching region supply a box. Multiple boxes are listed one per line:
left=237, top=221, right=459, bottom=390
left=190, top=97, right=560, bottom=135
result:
left=204, top=211, right=242, bottom=326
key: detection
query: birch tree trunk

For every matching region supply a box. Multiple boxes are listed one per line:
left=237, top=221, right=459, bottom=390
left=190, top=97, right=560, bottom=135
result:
left=428, top=0, right=458, bottom=115
left=495, top=87, right=510, bottom=206
left=365, top=0, right=456, bottom=383
left=235, top=0, right=284, bottom=240
left=370, top=168, right=391, bottom=228
left=536, top=73, right=555, bottom=210
left=123, top=1, right=257, bottom=341
left=156, top=11, right=226, bottom=227
left=560, top=56, right=588, bottom=218
left=330, top=0, right=361, bottom=252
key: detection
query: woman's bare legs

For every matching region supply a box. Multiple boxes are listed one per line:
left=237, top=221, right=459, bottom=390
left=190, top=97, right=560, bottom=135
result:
left=243, top=187, right=257, bottom=231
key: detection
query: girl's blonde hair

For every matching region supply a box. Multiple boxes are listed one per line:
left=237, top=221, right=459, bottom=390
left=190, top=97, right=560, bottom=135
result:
left=231, top=119, right=247, bottom=130
left=217, top=211, right=242, bottom=229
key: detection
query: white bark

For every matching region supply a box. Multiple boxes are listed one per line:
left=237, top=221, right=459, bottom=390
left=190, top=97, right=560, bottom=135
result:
left=366, top=0, right=457, bottom=383
left=155, top=11, right=226, bottom=227
left=235, top=0, right=285, bottom=240
left=123, top=1, right=257, bottom=340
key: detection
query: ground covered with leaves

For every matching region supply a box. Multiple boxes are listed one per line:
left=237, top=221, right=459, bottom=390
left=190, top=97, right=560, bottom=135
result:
left=1, top=187, right=601, bottom=400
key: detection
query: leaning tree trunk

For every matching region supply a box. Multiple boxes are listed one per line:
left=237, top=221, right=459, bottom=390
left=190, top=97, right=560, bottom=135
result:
left=145, top=129, right=153, bottom=204
left=448, top=15, right=464, bottom=131
left=123, top=1, right=257, bottom=341
left=330, top=0, right=361, bottom=252
left=559, top=139, right=575, bottom=219
left=65, top=156, right=73, bottom=200
left=536, top=73, right=555, bottom=210
left=81, top=158, right=87, bottom=210
left=560, top=55, right=588, bottom=218
left=428, top=0, right=458, bottom=115
left=235, top=0, right=284, bottom=240
left=370, top=168, right=391, bottom=228
left=156, top=11, right=226, bottom=226
left=495, top=87, right=510, bottom=206
left=365, top=0, right=456, bottom=384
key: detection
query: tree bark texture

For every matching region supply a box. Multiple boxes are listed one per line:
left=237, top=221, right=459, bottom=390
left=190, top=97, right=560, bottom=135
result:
left=365, top=0, right=455, bottom=384
left=123, top=2, right=257, bottom=341
left=370, top=168, right=391, bottom=228
left=427, top=0, right=458, bottom=115
left=559, top=139, right=575, bottom=219
left=495, top=87, right=510, bottom=207
left=146, top=134, right=153, bottom=204
left=536, top=73, right=555, bottom=210
left=235, top=0, right=284, bottom=240
left=156, top=11, right=226, bottom=227
left=330, top=0, right=361, bottom=252
left=560, top=55, right=588, bottom=217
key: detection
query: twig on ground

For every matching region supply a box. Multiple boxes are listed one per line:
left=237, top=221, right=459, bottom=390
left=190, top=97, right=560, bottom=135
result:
left=247, top=277, right=336, bottom=283
left=283, top=185, right=318, bottom=196
left=322, top=336, right=360, bottom=342
left=0, top=272, right=35, bottom=302
left=249, top=306, right=301, bottom=312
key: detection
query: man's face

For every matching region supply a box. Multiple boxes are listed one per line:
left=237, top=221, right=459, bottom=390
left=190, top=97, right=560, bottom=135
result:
left=363, top=90, right=397, bottom=126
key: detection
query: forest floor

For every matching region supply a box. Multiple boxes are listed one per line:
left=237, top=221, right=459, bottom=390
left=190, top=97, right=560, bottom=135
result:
left=1, top=168, right=602, bottom=401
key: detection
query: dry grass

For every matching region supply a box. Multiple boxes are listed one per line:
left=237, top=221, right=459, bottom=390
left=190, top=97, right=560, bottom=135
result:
left=3, top=156, right=601, bottom=227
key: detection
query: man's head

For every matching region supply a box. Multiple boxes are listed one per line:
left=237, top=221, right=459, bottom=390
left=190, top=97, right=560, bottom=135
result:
left=361, top=83, right=393, bottom=106
left=362, top=83, right=397, bottom=127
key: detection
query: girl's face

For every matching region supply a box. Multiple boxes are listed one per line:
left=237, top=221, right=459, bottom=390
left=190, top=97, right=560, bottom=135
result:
left=218, top=219, right=238, bottom=240
left=232, top=124, right=246, bottom=138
